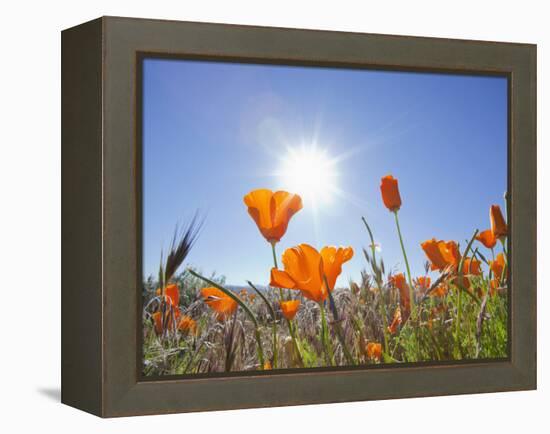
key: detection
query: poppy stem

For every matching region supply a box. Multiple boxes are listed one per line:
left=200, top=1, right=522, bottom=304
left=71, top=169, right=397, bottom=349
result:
left=270, top=242, right=286, bottom=300
left=272, top=322, right=278, bottom=368
left=268, top=243, right=302, bottom=367
left=270, top=241, right=283, bottom=367
left=454, top=228, right=479, bottom=356
left=500, top=238, right=508, bottom=265
left=319, top=303, right=334, bottom=366
left=361, top=216, right=390, bottom=355
left=247, top=280, right=278, bottom=368
left=393, top=211, right=415, bottom=311
left=489, top=248, right=498, bottom=289
left=269, top=242, right=304, bottom=367
left=288, top=319, right=305, bottom=367
left=455, top=287, right=463, bottom=357
left=324, top=276, right=356, bottom=366
left=378, top=298, right=390, bottom=357
left=271, top=241, right=279, bottom=268
left=254, top=328, right=266, bottom=368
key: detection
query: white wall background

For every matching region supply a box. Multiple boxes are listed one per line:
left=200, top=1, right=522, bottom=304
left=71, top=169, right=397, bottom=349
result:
left=0, top=1, right=546, bottom=432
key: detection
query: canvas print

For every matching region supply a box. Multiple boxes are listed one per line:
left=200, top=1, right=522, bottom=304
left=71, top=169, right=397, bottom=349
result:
left=141, top=58, right=509, bottom=376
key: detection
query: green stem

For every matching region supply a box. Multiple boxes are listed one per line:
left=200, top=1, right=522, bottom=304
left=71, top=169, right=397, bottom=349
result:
left=361, top=217, right=390, bottom=353
left=271, top=241, right=279, bottom=268
left=453, top=228, right=480, bottom=357
left=325, top=276, right=356, bottom=365
left=247, top=280, right=276, bottom=319
left=393, top=211, right=421, bottom=360
left=272, top=322, right=278, bottom=368
left=393, top=211, right=415, bottom=311
left=455, top=287, right=462, bottom=357
left=268, top=244, right=282, bottom=367
left=248, top=280, right=278, bottom=368
left=255, top=328, right=265, bottom=368
left=455, top=229, right=482, bottom=307
left=361, top=217, right=378, bottom=266
left=500, top=238, right=508, bottom=265
left=271, top=242, right=285, bottom=300
left=489, top=248, right=495, bottom=281
left=378, top=294, right=390, bottom=354
left=287, top=319, right=305, bottom=367
left=269, top=243, right=303, bottom=366
left=319, top=303, right=334, bottom=366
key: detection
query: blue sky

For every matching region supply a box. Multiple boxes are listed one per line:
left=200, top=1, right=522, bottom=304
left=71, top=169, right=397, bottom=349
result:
left=142, top=58, right=507, bottom=287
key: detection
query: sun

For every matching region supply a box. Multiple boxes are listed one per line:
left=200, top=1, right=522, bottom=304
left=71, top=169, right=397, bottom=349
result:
left=277, top=146, right=338, bottom=206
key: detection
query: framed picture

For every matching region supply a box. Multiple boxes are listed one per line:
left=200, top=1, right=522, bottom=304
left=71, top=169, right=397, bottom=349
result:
left=61, top=16, right=536, bottom=417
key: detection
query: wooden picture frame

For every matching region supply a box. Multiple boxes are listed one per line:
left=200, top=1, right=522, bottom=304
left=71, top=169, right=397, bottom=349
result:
left=61, top=16, right=536, bottom=417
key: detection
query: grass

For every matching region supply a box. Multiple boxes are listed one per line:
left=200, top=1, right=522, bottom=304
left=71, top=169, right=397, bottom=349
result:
left=142, top=253, right=508, bottom=376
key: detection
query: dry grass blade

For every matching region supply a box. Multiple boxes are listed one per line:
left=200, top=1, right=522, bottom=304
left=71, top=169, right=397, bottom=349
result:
left=165, top=212, right=204, bottom=282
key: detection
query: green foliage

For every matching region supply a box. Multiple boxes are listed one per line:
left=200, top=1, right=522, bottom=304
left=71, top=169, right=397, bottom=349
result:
left=143, top=228, right=508, bottom=375
left=299, top=339, right=321, bottom=368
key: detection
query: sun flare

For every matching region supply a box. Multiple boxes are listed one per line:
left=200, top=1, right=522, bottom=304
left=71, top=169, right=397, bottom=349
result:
left=277, top=146, right=338, bottom=205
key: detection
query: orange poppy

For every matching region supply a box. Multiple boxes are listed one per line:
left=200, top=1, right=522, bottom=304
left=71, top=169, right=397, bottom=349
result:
left=156, top=283, right=180, bottom=307
left=152, top=308, right=180, bottom=335
left=388, top=307, right=402, bottom=334
left=366, top=342, right=382, bottom=361
left=177, top=315, right=197, bottom=335
left=490, top=205, right=507, bottom=240
left=380, top=175, right=402, bottom=212
left=270, top=243, right=353, bottom=303
left=440, top=241, right=460, bottom=269
left=320, top=246, right=354, bottom=290
left=243, top=189, right=302, bottom=243
left=462, top=257, right=482, bottom=276
left=452, top=275, right=471, bottom=290
left=164, top=283, right=180, bottom=306
left=421, top=239, right=460, bottom=271
left=490, top=253, right=506, bottom=283
left=201, top=287, right=238, bottom=320
left=270, top=244, right=325, bottom=302
left=390, top=273, right=410, bottom=317
left=415, top=276, right=431, bottom=293
left=390, top=273, right=407, bottom=291
left=421, top=239, right=447, bottom=270
left=476, top=229, right=497, bottom=249
left=152, top=311, right=163, bottom=335
left=280, top=300, right=301, bottom=320
left=430, top=283, right=448, bottom=298
left=489, top=278, right=504, bottom=296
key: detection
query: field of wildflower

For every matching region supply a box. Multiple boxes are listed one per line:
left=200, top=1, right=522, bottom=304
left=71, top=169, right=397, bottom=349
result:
left=142, top=175, right=508, bottom=376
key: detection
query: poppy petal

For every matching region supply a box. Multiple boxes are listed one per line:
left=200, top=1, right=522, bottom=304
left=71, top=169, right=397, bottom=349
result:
left=270, top=268, right=297, bottom=289
left=380, top=175, right=402, bottom=212
left=476, top=229, right=497, bottom=249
